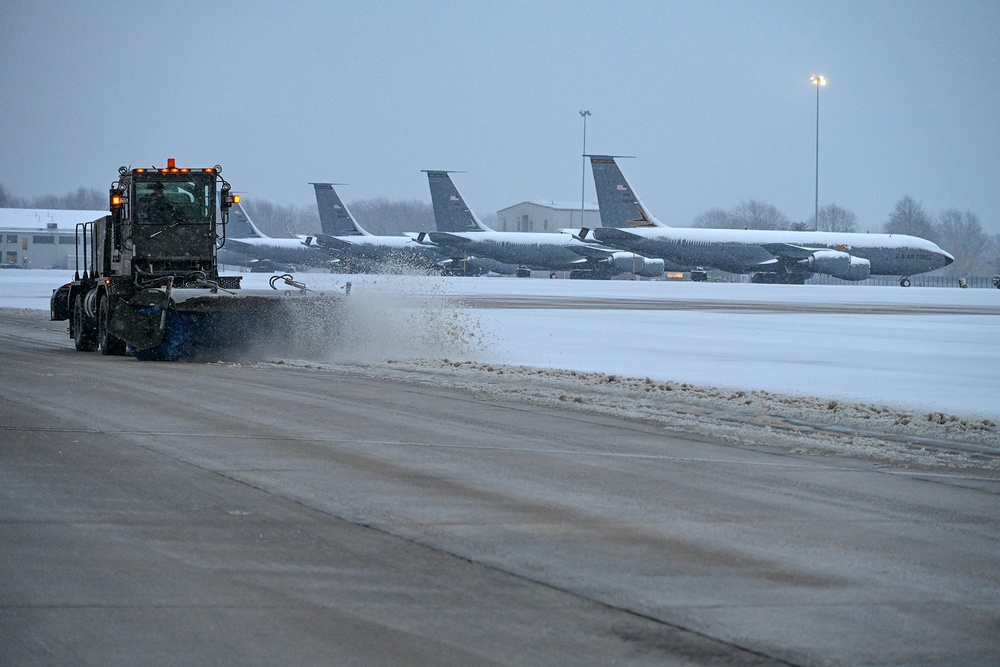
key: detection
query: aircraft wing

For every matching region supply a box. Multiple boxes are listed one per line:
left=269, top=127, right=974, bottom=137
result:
left=313, top=233, right=359, bottom=252
left=760, top=243, right=827, bottom=260
left=565, top=243, right=623, bottom=260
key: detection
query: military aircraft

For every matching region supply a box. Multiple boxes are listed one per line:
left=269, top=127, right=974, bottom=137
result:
left=219, top=203, right=335, bottom=270
left=310, top=182, right=513, bottom=275
left=415, top=170, right=664, bottom=279
left=584, top=155, right=954, bottom=285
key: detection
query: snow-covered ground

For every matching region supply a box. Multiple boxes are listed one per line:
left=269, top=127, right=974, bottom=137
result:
left=6, top=269, right=999, bottom=444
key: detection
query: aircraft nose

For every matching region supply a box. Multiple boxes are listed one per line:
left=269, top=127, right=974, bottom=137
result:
left=942, top=249, right=955, bottom=266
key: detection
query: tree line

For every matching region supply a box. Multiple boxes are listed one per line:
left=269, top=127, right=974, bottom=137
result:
left=2, top=182, right=996, bottom=277
left=0, top=183, right=108, bottom=211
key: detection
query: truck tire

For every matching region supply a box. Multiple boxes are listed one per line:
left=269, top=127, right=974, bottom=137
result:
left=98, top=296, right=127, bottom=356
left=73, top=295, right=98, bottom=352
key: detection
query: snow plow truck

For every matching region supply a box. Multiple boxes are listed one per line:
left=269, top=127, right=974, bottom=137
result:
left=51, top=159, right=347, bottom=361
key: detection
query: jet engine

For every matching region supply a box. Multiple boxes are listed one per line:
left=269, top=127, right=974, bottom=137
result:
left=832, top=255, right=871, bottom=281
left=635, top=257, right=665, bottom=278
left=608, top=252, right=665, bottom=278
left=798, top=249, right=871, bottom=281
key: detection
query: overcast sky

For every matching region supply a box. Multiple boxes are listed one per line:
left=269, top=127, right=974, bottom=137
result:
left=2, top=1, right=998, bottom=233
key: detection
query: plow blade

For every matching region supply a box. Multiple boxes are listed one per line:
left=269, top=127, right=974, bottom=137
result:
left=110, top=288, right=345, bottom=361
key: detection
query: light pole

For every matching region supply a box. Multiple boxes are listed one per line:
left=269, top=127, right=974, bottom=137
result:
left=579, top=110, right=591, bottom=228
left=810, top=74, right=826, bottom=230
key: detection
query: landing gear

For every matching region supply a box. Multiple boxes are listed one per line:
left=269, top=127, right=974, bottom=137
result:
left=899, top=276, right=911, bottom=287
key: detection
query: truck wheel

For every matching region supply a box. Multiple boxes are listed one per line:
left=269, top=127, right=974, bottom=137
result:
left=73, top=295, right=98, bottom=351
left=98, top=297, right=127, bottom=356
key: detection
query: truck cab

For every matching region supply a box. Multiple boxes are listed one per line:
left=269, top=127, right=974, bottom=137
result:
left=107, top=162, right=235, bottom=284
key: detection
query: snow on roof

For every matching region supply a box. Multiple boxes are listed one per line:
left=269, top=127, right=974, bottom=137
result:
left=499, top=201, right=599, bottom=213
left=0, top=208, right=109, bottom=231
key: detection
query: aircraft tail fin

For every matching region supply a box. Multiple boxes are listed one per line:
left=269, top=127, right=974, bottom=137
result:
left=311, top=182, right=368, bottom=236
left=424, top=170, right=492, bottom=232
left=229, top=202, right=268, bottom=238
left=588, top=155, right=665, bottom=228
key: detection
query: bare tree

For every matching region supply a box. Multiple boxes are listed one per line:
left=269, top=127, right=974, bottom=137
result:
left=811, top=203, right=858, bottom=232
left=241, top=199, right=319, bottom=237
left=988, top=234, right=1000, bottom=276
left=0, top=183, right=104, bottom=210
left=936, top=209, right=992, bottom=276
left=28, top=187, right=104, bottom=210
left=730, top=200, right=789, bottom=230
left=0, top=183, right=23, bottom=208
left=692, top=208, right=732, bottom=228
left=884, top=196, right=937, bottom=241
left=348, top=198, right=435, bottom=235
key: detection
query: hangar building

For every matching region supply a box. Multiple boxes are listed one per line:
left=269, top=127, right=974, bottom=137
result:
left=0, top=208, right=108, bottom=269
left=496, top=201, right=600, bottom=233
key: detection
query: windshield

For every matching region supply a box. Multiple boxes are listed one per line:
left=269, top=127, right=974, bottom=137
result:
left=134, top=175, right=215, bottom=225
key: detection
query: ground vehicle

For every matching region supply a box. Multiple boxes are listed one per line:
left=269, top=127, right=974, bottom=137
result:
left=689, top=267, right=708, bottom=282
left=51, top=160, right=344, bottom=360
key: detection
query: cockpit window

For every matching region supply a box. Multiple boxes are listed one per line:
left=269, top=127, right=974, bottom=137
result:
left=135, top=177, right=214, bottom=224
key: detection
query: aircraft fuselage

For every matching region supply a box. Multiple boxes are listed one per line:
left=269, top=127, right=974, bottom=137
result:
left=594, top=227, right=953, bottom=277
left=223, top=237, right=333, bottom=267
left=424, top=231, right=596, bottom=271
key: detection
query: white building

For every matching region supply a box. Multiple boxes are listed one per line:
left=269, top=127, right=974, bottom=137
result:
left=0, top=208, right=108, bottom=269
left=496, top=201, right=601, bottom=233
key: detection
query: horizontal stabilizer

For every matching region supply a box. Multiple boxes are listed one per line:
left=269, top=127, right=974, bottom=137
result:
left=313, top=233, right=358, bottom=252
left=426, top=231, right=475, bottom=247
left=591, top=227, right=643, bottom=244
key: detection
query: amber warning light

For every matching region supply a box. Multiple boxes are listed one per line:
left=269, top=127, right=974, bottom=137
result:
left=220, top=183, right=239, bottom=209
left=159, top=158, right=189, bottom=174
